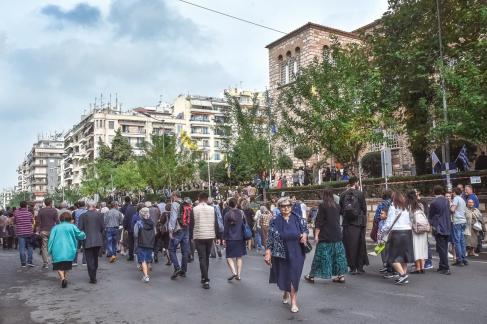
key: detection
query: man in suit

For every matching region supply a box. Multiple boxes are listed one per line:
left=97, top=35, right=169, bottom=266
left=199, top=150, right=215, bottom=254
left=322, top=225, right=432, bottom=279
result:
left=79, top=201, right=105, bottom=284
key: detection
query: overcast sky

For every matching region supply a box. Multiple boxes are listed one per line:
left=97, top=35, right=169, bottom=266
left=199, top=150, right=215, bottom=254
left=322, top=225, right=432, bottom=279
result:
left=0, top=0, right=388, bottom=189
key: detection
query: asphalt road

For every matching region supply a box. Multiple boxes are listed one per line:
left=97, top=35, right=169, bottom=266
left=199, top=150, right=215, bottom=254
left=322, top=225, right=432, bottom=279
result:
left=1, top=245, right=486, bottom=324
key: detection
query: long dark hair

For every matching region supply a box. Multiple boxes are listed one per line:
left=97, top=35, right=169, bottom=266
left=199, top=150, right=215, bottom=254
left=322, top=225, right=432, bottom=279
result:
left=322, top=189, right=337, bottom=209
left=392, top=191, right=407, bottom=210
left=406, top=190, right=421, bottom=212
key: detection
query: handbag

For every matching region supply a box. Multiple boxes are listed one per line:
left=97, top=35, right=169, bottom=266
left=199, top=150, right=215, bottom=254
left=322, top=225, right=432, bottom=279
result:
left=410, top=209, right=431, bottom=234
left=370, top=219, right=379, bottom=242
left=473, top=220, right=483, bottom=232
left=301, top=241, right=313, bottom=254
left=241, top=211, right=253, bottom=240
left=381, top=209, right=402, bottom=243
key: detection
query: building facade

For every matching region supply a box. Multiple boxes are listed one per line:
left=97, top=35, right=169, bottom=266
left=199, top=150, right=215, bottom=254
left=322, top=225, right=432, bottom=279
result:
left=266, top=22, right=415, bottom=176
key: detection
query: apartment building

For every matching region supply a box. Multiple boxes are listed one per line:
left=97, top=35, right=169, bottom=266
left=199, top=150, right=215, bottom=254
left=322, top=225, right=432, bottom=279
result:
left=266, top=22, right=415, bottom=175
left=64, top=102, right=176, bottom=188
left=17, top=135, right=64, bottom=201
left=0, top=189, right=14, bottom=209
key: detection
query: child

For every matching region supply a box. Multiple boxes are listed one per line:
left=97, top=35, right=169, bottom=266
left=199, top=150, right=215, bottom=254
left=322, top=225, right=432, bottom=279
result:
left=134, top=207, right=156, bottom=283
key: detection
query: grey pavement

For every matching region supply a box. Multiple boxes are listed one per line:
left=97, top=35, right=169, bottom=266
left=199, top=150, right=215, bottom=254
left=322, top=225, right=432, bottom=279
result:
left=1, top=246, right=487, bottom=324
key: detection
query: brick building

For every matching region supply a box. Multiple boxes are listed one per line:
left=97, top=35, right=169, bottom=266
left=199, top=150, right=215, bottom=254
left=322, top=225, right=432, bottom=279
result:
left=266, top=22, right=415, bottom=177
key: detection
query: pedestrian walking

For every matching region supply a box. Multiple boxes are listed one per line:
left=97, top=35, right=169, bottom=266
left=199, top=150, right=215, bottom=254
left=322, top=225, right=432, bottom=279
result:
left=121, top=197, right=137, bottom=261
left=168, top=192, right=191, bottom=280
left=155, top=204, right=171, bottom=265
left=406, top=190, right=429, bottom=274
left=264, top=197, right=308, bottom=313
left=240, top=199, right=255, bottom=251
left=450, top=187, right=468, bottom=266
left=223, top=198, right=246, bottom=281
left=382, top=191, right=414, bottom=285
left=373, top=190, right=392, bottom=275
left=133, top=207, right=155, bottom=283
left=339, top=177, right=369, bottom=274
left=193, top=192, right=223, bottom=289
left=104, top=201, right=123, bottom=263
left=48, top=212, right=86, bottom=288
left=78, top=201, right=105, bottom=284
left=13, top=201, right=34, bottom=267
left=37, top=198, right=59, bottom=269
left=304, top=189, right=348, bottom=284
left=259, top=205, right=273, bottom=250
left=428, top=185, right=452, bottom=275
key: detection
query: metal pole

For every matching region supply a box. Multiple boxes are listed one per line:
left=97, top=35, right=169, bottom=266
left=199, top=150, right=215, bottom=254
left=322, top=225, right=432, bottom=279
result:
left=436, top=0, right=451, bottom=190
left=208, top=159, right=211, bottom=198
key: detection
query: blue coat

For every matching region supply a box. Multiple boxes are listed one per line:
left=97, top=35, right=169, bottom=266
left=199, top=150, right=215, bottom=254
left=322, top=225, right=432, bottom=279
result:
left=266, top=212, right=308, bottom=259
left=48, top=222, right=86, bottom=263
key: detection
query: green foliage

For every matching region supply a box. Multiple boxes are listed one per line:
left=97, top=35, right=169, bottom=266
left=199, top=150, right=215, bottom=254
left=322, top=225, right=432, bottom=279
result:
left=278, top=40, right=387, bottom=167
left=293, top=145, right=313, bottom=166
left=276, top=154, right=293, bottom=173
left=369, top=0, right=487, bottom=173
left=45, top=188, right=82, bottom=206
left=8, top=191, right=34, bottom=208
left=113, top=159, right=146, bottom=193
left=199, top=161, right=229, bottom=184
left=103, top=129, right=133, bottom=165
left=361, top=151, right=382, bottom=178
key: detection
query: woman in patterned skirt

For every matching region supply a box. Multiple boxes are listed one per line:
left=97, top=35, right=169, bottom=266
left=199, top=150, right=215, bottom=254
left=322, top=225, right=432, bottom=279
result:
left=305, top=189, right=348, bottom=283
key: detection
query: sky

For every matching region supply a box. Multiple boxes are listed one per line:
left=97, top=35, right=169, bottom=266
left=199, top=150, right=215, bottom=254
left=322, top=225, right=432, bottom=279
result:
left=0, top=0, right=389, bottom=189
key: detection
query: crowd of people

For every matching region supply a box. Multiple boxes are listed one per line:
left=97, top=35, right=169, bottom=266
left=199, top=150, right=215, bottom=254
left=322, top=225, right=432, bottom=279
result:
left=0, top=179, right=485, bottom=313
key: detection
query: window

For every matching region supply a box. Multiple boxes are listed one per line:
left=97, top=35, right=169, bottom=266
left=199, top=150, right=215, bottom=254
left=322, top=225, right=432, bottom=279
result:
left=108, top=121, right=114, bottom=129
left=202, top=139, right=209, bottom=147
left=138, top=126, right=144, bottom=134
left=122, top=125, right=129, bottom=133
left=214, top=152, right=221, bottom=161
left=202, top=127, right=209, bottom=134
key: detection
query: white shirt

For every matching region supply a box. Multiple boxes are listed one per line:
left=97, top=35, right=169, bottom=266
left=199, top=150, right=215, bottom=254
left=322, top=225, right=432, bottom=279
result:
left=382, top=204, right=412, bottom=232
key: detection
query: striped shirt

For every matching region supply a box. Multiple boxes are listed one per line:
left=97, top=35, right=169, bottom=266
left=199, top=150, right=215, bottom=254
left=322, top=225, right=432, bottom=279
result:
left=13, top=208, right=33, bottom=236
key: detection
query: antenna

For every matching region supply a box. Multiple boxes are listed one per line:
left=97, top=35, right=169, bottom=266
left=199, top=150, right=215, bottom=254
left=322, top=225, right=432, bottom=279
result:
left=94, top=97, right=97, bottom=110
left=109, top=93, right=112, bottom=109
left=100, top=93, right=104, bottom=110
left=115, top=93, right=118, bottom=110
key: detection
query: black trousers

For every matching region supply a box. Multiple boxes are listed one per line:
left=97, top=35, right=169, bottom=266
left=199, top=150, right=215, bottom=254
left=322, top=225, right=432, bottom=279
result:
left=85, top=247, right=100, bottom=281
left=127, top=232, right=135, bottom=259
left=435, top=233, right=450, bottom=270
left=194, top=239, right=213, bottom=282
left=342, top=225, right=369, bottom=271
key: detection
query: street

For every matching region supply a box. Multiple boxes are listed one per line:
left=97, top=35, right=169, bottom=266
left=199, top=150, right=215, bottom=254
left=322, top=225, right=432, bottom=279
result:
left=1, top=245, right=486, bottom=324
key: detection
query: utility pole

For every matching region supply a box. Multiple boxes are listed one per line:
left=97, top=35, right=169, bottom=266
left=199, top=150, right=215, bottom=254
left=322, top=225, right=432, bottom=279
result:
left=436, top=0, right=452, bottom=190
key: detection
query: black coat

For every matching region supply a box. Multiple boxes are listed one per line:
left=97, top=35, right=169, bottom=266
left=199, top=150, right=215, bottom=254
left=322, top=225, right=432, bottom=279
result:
left=79, top=210, right=105, bottom=248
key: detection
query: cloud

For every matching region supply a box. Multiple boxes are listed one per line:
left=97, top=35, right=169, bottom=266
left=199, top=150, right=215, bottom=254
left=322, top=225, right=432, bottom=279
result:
left=41, top=3, right=101, bottom=28
left=108, top=0, right=202, bottom=42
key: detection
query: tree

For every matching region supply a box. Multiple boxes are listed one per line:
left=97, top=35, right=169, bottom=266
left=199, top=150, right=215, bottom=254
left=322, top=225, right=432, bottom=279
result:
left=278, top=40, right=387, bottom=170
left=113, top=159, right=147, bottom=194
left=199, top=161, right=228, bottom=184
left=361, top=151, right=382, bottom=178
left=99, top=129, right=133, bottom=165
left=368, top=0, right=486, bottom=173
left=293, top=145, right=313, bottom=168
left=276, top=154, right=293, bottom=173
left=8, top=191, right=34, bottom=208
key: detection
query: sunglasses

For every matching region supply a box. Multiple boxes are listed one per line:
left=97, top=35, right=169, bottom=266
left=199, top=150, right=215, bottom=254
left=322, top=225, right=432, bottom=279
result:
left=279, top=204, right=292, bottom=208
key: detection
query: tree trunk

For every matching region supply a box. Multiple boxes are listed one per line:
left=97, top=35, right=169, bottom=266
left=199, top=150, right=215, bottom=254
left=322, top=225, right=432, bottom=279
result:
left=412, top=149, right=428, bottom=175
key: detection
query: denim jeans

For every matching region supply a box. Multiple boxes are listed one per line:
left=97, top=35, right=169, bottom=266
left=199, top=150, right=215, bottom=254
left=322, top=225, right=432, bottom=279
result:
left=105, top=227, right=119, bottom=257
left=452, top=223, right=467, bottom=262
left=169, top=229, right=189, bottom=272
left=254, top=228, right=263, bottom=249
left=18, top=236, right=33, bottom=266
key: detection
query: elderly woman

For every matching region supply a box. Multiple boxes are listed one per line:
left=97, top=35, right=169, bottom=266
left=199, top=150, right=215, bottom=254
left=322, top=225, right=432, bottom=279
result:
left=48, top=212, right=86, bottom=288
left=465, top=199, right=485, bottom=257
left=134, top=207, right=156, bottom=283
left=264, top=197, right=308, bottom=313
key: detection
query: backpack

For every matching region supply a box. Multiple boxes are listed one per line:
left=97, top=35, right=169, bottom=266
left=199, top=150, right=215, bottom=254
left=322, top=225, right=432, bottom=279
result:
left=156, top=211, right=169, bottom=234
left=177, top=202, right=192, bottom=228
left=342, top=190, right=360, bottom=221
left=410, top=209, right=431, bottom=234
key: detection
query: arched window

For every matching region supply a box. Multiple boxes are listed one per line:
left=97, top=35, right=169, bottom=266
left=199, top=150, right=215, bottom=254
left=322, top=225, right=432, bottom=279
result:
left=278, top=55, right=286, bottom=85
left=293, top=47, right=301, bottom=79
left=285, top=51, right=292, bottom=84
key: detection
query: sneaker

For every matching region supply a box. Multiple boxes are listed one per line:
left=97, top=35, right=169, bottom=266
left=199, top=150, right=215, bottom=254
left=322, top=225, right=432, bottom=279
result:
left=452, top=261, right=464, bottom=266
left=424, top=263, right=433, bottom=270
left=27, top=263, right=35, bottom=267
left=438, top=269, right=451, bottom=275
left=21, top=264, right=26, bottom=268
left=379, top=267, right=388, bottom=273
left=395, top=275, right=409, bottom=285
left=42, top=264, right=49, bottom=269
left=179, top=271, right=186, bottom=278
left=143, top=276, right=150, bottom=283
left=448, top=252, right=454, bottom=259
left=202, top=281, right=210, bottom=289
left=110, top=256, right=117, bottom=263
left=383, top=273, right=399, bottom=279
left=171, top=269, right=181, bottom=280
left=463, top=260, right=469, bottom=266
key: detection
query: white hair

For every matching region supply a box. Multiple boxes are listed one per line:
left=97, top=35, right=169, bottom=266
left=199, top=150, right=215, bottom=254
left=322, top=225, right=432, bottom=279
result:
left=87, top=200, right=97, bottom=209
left=277, top=196, right=291, bottom=207
left=140, top=207, right=150, bottom=219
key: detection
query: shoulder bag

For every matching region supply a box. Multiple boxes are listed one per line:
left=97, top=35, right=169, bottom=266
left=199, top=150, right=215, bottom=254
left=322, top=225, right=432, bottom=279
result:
left=410, top=209, right=431, bottom=234
left=241, top=211, right=253, bottom=240
left=374, top=209, right=401, bottom=254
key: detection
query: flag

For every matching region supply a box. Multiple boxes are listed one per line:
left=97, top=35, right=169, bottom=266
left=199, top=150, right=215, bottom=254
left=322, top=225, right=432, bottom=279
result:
left=431, top=151, right=441, bottom=175
left=456, top=144, right=470, bottom=171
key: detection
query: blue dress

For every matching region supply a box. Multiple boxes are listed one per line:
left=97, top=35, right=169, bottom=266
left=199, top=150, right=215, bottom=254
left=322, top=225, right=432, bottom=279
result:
left=269, top=214, right=305, bottom=292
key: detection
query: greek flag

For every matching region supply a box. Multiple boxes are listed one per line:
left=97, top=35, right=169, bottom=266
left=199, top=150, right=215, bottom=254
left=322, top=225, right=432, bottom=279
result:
left=456, top=145, right=470, bottom=171
left=431, top=151, right=441, bottom=175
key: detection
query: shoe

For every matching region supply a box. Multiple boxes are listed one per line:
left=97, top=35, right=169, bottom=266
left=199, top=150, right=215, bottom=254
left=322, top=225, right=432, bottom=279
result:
left=127, top=258, right=134, bottom=262
left=42, top=264, right=49, bottom=269
left=291, top=305, right=299, bottom=313
left=383, top=273, right=399, bottom=279
left=463, top=260, right=469, bottom=266
left=154, top=257, right=159, bottom=264
left=171, top=270, right=180, bottom=280
left=304, top=275, right=315, bottom=283
left=282, top=293, right=289, bottom=304
left=165, top=260, right=172, bottom=266
left=424, top=263, right=433, bottom=270
left=411, top=270, right=422, bottom=274
left=61, top=279, right=68, bottom=288
left=357, top=268, right=365, bottom=274
left=438, top=269, right=451, bottom=275
left=27, top=263, right=35, bottom=267
left=72, top=263, right=78, bottom=267
left=143, top=276, right=150, bottom=283
left=209, top=255, right=216, bottom=259
left=350, top=269, right=358, bottom=275
left=379, top=267, right=388, bottom=273
left=202, top=282, right=210, bottom=289
left=395, top=275, right=409, bottom=285
left=448, top=252, right=454, bottom=259
left=179, top=271, right=186, bottom=278
left=89, top=279, right=97, bottom=284
left=21, top=264, right=26, bottom=268
left=217, top=250, right=222, bottom=258
left=110, top=256, right=117, bottom=263
left=228, top=274, right=237, bottom=281
left=452, top=261, right=464, bottom=267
